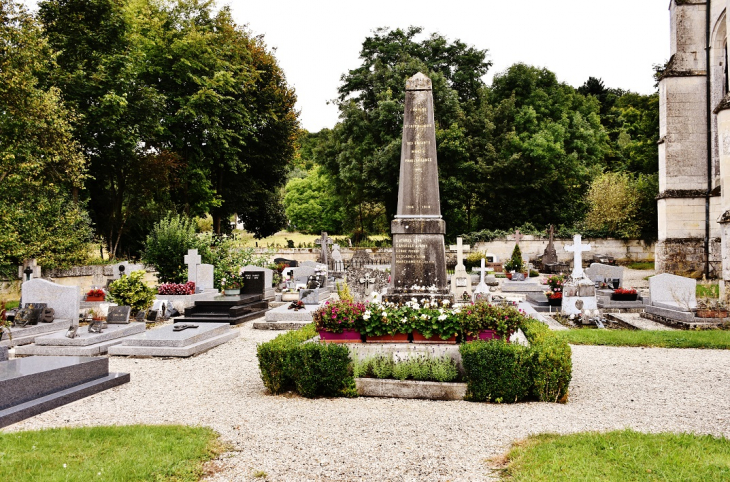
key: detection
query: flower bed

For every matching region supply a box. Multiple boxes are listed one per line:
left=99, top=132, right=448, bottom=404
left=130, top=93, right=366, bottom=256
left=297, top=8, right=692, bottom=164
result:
left=157, top=282, right=196, bottom=296
left=611, top=288, right=638, bottom=302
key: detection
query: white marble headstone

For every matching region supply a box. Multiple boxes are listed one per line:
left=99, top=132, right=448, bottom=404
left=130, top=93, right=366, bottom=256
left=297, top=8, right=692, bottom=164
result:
left=22, top=279, right=80, bottom=325
left=197, top=264, right=215, bottom=291
left=649, top=273, right=696, bottom=311
left=584, top=263, right=624, bottom=287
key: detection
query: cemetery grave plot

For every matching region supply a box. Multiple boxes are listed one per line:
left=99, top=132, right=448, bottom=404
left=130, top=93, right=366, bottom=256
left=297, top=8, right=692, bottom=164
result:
left=175, top=294, right=270, bottom=326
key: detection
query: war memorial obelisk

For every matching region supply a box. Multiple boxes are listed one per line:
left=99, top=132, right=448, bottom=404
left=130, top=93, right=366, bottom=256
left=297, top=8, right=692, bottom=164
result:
left=387, top=73, right=450, bottom=302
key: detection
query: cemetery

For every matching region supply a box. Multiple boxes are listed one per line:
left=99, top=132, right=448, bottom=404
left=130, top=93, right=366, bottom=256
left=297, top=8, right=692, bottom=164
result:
left=2, top=1, right=730, bottom=480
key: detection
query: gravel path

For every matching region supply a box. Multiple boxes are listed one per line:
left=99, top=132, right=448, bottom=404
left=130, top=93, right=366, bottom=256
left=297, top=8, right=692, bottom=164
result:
left=5, top=320, right=730, bottom=481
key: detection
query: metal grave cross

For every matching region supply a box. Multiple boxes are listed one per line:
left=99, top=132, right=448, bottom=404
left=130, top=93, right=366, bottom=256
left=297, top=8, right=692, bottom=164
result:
left=315, top=232, right=334, bottom=265
left=514, top=229, right=523, bottom=245
left=564, top=234, right=591, bottom=279
left=449, top=237, right=471, bottom=268
left=184, top=249, right=202, bottom=284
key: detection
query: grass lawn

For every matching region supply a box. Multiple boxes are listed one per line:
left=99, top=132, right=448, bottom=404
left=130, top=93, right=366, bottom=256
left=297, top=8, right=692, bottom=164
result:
left=237, top=230, right=389, bottom=248
left=502, top=429, right=730, bottom=481
left=697, top=283, right=720, bottom=298
left=627, top=261, right=655, bottom=270
left=2, top=300, right=19, bottom=310
left=555, top=328, right=730, bottom=349
left=0, top=425, right=223, bottom=482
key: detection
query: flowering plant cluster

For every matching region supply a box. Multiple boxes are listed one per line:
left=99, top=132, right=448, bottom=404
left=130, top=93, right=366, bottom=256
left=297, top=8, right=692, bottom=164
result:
left=313, top=300, right=367, bottom=334
left=545, top=291, right=563, bottom=300
left=157, top=282, right=196, bottom=295
left=86, top=289, right=105, bottom=298
left=221, top=274, right=244, bottom=290
left=545, top=275, right=564, bottom=292
left=314, top=299, right=528, bottom=341
left=613, top=288, right=637, bottom=295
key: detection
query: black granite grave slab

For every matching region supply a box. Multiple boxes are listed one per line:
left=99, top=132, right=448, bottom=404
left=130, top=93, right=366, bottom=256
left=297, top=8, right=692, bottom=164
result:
left=177, top=293, right=270, bottom=325
left=241, top=272, right=265, bottom=296
left=0, top=356, right=129, bottom=428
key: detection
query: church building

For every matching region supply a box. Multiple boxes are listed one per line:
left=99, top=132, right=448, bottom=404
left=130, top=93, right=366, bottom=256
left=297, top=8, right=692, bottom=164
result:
left=657, top=0, right=730, bottom=296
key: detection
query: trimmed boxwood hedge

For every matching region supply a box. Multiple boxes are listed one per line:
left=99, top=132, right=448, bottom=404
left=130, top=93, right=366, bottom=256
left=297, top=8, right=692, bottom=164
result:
left=459, top=319, right=572, bottom=403
left=256, top=324, right=356, bottom=398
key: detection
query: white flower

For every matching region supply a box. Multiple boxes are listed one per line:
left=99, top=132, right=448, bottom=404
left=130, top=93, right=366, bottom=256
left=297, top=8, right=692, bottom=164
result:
left=382, top=312, right=388, bottom=318
left=401, top=317, right=407, bottom=323
left=453, top=308, right=461, bottom=314
left=423, top=302, right=431, bottom=309
left=438, top=314, right=447, bottom=321
left=442, top=299, right=451, bottom=307
left=439, top=308, right=444, bottom=314
left=363, top=310, right=371, bottom=321
left=420, top=314, right=428, bottom=320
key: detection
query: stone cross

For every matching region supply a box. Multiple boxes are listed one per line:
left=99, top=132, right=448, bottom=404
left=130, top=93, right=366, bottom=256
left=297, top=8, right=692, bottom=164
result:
left=359, top=274, right=377, bottom=295
left=474, top=258, right=489, bottom=285
left=184, top=249, right=202, bottom=284
left=315, top=232, right=334, bottom=265
left=449, top=237, right=471, bottom=267
left=514, top=229, right=523, bottom=245
left=565, top=234, right=591, bottom=280
left=548, top=225, right=554, bottom=244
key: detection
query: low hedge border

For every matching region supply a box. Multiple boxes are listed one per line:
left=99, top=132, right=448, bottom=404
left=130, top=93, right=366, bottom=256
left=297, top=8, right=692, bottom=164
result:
left=256, top=324, right=356, bottom=398
left=459, top=319, right=572, bottom=403
left=257, top=320, right=572, bottom=403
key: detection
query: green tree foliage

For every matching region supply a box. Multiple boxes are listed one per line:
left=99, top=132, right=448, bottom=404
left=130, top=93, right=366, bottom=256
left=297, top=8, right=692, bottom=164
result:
left=38, top=0, right=298, bottom=257
left=107, top=270, right=156, bottom=315
left=283, top=167, right=345, bottom=234
left=142, top=214, right=209, bottom=283
left=482, top=64, right=609, bottom=230
left=584, top=172, right=658, bottom=240
left=0, top=0, right=92, bottom=274
left=320, top=27, right=493, bottom=237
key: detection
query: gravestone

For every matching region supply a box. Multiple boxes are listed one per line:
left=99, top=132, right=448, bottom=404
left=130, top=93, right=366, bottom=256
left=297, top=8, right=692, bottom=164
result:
left=184, top=249, right=202, bottom=285
left=106, top=306, right=131, bottom=324
left=22, top=279, right=80, bottom=324
left=331, top=245, right=344, bottom=271
left=273, top=258, right=298, bottom=268
left=18, top=259, right=41, bottom=281
left=511, top=273, right=526, bottom=282
left=649, top=273, right=696, bottom=311
left=109, top=322, right=237, bottom=357
left=241, top=271, right=265, bottom=296
left=541, top=225, right=558, bottom=266
left=585, top=263, right=624, bottom=288
left=0, top=346, right=7, bottom=361
left=449, top=237, right=472, bottom=300
left=561, top=235, right=597, bottom=315
left=387, top=73, right=449, bottom=302
left=564, top=234, right=591, bottom=280
left=291, top=266, right=317, bottom=285
left=242, top=265, right=275, bottom=300
left=350, top=250, right=374, bottom=268
left=346, top=268, right=389, bottom=302
left=300, top=261, right=319, bottom=268
left=472, top=258, right=491, bottom=302
left=484, top=253, right=500, bottom=263
left=315, top=232, right=334, bottom=265
left=299, top=289, right=321, bottom=305
left=197, top=264, right=215, bottom=291
left=514, top=229, right=523, bottom=245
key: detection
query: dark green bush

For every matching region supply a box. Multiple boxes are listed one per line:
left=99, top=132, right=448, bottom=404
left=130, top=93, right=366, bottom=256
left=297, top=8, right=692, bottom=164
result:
left=460, top=340, right=531, bottom=403
left=290, top=343, right=354, bottom=397
left=256, top=324, right=355, bottom=398
left=522, top=319, right=572, bottom=402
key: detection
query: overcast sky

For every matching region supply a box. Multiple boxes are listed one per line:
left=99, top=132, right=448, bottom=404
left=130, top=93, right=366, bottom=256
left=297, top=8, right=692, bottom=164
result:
left=224, top=0, right=670, bottom=132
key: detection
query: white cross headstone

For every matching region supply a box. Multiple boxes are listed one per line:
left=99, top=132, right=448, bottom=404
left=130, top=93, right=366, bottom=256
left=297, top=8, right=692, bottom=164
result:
left=449, top=237, right=471, bottom=268
left=315, top=232, right=334, bottom=266
left=184, top=249, right=202, bottom=284
left=472, top=258, right=490, bottom=302
left=565, top=234, right=591, bottom=280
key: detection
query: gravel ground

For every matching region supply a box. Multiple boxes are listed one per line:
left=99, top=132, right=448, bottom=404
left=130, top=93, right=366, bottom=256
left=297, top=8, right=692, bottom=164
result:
left=5, top=320, right=730, bottom=482
left=610, top=312, right=676, bottom=331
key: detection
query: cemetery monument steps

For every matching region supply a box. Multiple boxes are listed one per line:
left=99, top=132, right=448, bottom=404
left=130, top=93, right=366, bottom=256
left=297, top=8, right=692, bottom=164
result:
left=0, top=356, right=129, bottom=428
left=109, top=322, right=238, bottom=357
left=386, top=73, right=450, bottom=303
left=175, top=294, right=270, bottom=325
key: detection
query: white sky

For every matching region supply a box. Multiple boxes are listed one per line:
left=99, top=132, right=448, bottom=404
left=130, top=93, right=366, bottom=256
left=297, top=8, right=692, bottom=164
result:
left=23, top=0, right=672, bottom=132
left=225, top=0, right=670, bottom=132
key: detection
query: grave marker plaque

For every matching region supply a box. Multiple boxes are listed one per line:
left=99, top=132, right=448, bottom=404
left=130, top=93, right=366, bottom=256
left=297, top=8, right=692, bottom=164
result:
left=241, top=272, right=265, bottom=296
left=107, top=306, right=131, bottom=324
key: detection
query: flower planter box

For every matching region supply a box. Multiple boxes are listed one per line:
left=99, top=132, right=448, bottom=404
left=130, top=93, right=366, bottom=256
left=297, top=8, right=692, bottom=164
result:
left=85, top=296, right=105, bottom=302
left=696, top=310, right=728, bottom=319
left=224, top=289, right=241, bottom=296
left=319, top=329, right=362, bottom=343
left=611, top=293, right=638, bottom=302
left=355, top=378, right=467, bottom=401
left=366, top=333, right=410, bottom=343
left=412, top=331, right=457, bottom=344
left=465, top=330, right=502, bottom=342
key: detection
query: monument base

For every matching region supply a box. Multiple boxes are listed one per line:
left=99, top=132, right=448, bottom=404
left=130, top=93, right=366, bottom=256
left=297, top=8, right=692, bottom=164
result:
left=383, top=291, right=453, bottom=305
left=390, top=218, right=449, bottom=294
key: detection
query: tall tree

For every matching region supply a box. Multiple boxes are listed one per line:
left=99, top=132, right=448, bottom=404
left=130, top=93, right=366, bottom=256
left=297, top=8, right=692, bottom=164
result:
left=0, top=0, right=92, bottom=273
left=322, top=26, right=493, bottom=237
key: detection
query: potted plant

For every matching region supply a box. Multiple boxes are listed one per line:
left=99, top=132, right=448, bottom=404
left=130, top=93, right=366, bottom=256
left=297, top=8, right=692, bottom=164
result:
left=86, top=288, right=105, bottom=302
left=545, top=291, right=563, bottom=307
left=461, top=302, right=524, bottom=341
left=695, top=298, right=728, bottom=318
left=611, top=288, right=638, bottom=302
left=313, top=300, right=366, bottom=343
left=545, top=275, right=564, bottom=306
left=221, top=274, right=243, bottom=296
left=362, top=301, right=411, bottom=343
left=503, top=244, right=526, bottom=279
left=411, top=299, right=459, bottom=344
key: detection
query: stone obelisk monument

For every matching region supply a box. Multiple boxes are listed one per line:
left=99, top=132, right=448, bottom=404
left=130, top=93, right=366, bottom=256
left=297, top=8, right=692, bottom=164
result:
left=387, top=73, right=450, bottom=302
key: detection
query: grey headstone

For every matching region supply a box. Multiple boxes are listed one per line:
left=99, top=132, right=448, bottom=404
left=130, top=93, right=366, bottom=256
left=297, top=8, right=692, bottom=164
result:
left=299, top=289, right=320, bottom=305
left=197, top=264, right=215, bottom=291
left=346, top=268, right=389, bottom=302
left=107, top=306, right=131, bottom=324
left=584, top=263, right=624, bottom=287
left=0, top=346, right=7, bottom=361
left=291, top=266, right=316, bottom=285
left=21, top=279, right=80, bottom=325
left=300, top=261, right=318, bottom=268
left=649, top=273, right=697, bottom=311
left=511, top=273, right=526, bottom=282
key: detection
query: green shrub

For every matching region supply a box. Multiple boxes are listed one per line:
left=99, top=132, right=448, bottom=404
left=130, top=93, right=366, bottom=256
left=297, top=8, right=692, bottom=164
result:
left=464, top=252, right=486, bottom=271
left=107, top=271, right=156, bottom=315
left=290, top=343, right=354, bottom=397
left=460, top=340, right=531, bottom=403
left=429, top=356, right=459, bottom=382
left=504, top=244, right=525, bottom=273
left=372, top=356, right=394, bottom=379
left=522, top=319, right=572, bottom=402
left=143, top=214, right=209, bottom=283
left=256, top=324, right=355, bottom=398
